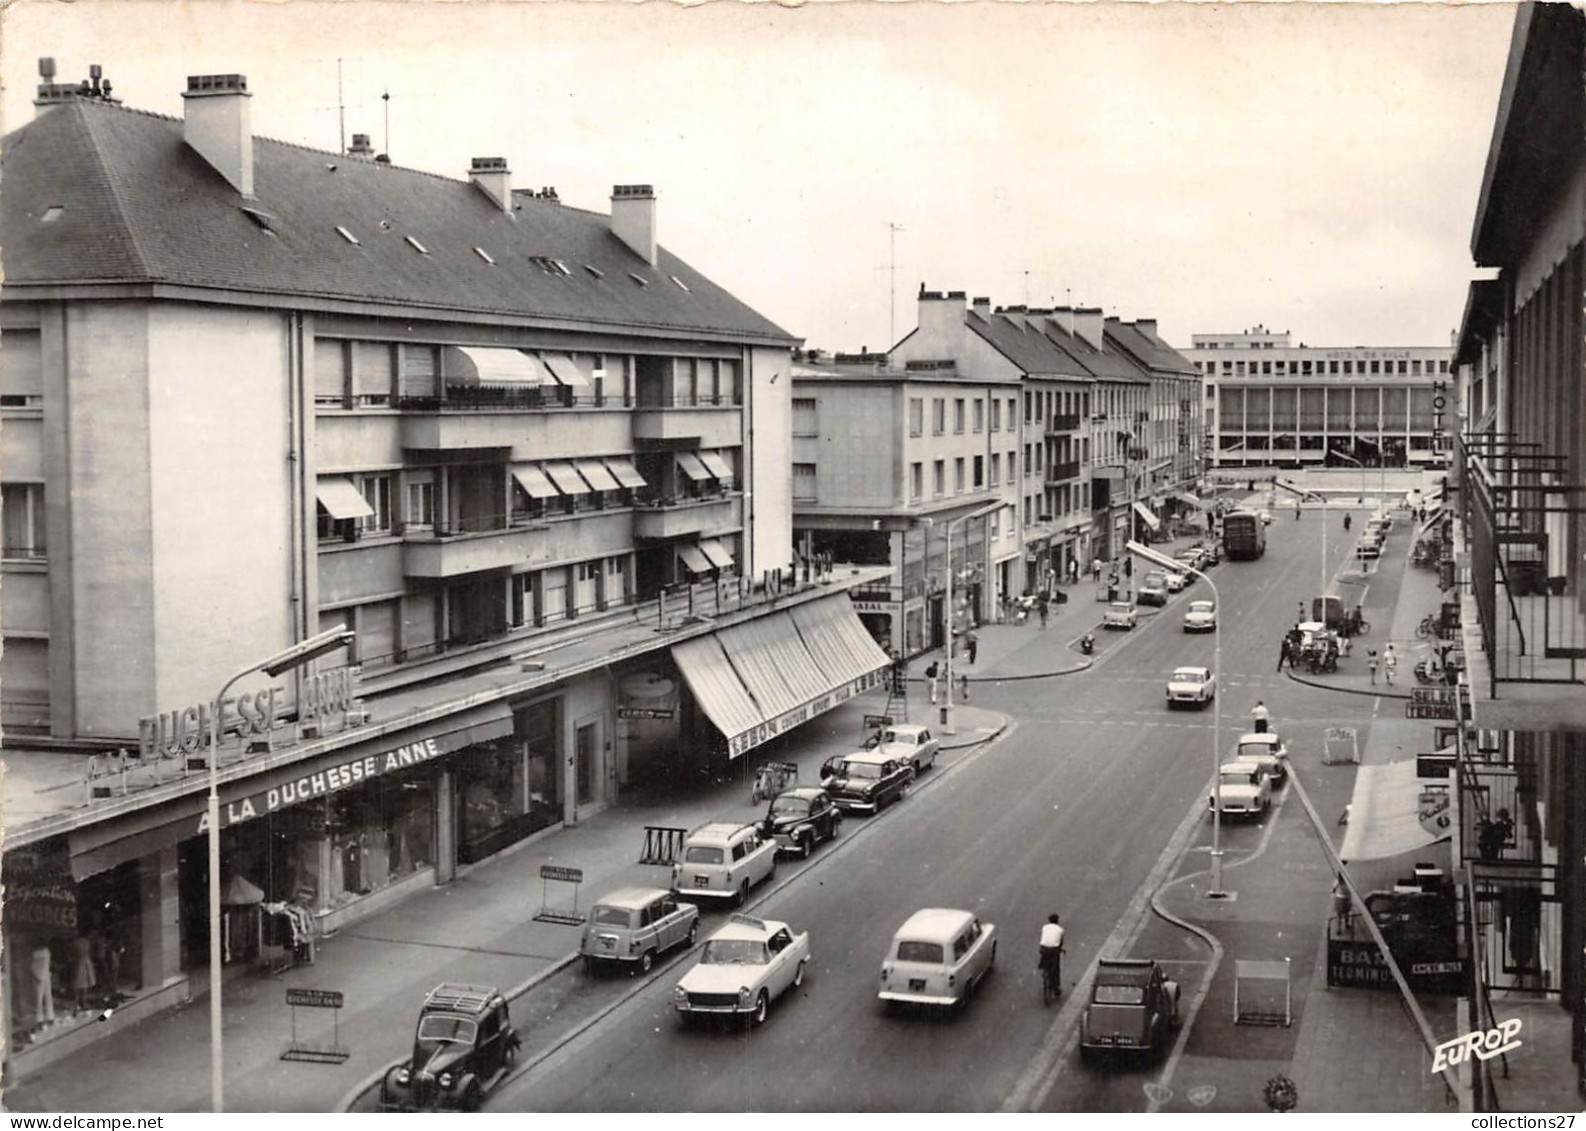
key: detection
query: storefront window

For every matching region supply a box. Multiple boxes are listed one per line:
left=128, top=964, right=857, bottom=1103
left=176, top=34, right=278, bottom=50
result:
left=456, top=700, right=561, bottom=864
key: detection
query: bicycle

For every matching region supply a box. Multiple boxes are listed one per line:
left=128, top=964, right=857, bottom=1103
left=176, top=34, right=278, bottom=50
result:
left=1040, top=951, right=1064, bottom=1006
left=1417, top=614, right=1439, bottom=640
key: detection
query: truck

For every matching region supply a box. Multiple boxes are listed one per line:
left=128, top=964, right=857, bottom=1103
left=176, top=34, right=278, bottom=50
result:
left=1221, top=509, right=1267, bottom=560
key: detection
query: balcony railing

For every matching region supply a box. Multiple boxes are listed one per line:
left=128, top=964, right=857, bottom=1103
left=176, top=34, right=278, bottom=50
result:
left=1047, top=413, right=1082, bottom=433
left=1046, top=460, right=1082, bottom=484
left=1459, top=433, right=1586, bottom=694
left=634, top=392, right=743, bottom=409
left=393, top=383, right=624, bottom=412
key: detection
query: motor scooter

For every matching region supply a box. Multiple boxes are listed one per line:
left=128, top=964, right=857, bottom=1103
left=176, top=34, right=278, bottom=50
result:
left=1080, top=632, right=1095, bottom=656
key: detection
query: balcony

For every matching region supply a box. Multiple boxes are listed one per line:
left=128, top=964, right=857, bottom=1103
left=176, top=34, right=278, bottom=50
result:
left=1045, top=460, right=1082, bottom=485
left=1459, top=434, right=1586, bottom=717
left=632, top=394, right=743, bottom=447
left=633, top=492, right=743, bottom=541
left=401, top=508, right=638, bottom=579
left=397, top=385, right=633, bottom=455
left=1046, top=412, right=1083, bottom=434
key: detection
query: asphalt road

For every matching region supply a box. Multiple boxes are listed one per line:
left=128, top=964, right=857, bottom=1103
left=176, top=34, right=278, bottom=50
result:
left=493, top=510, right=1372, bottom=1112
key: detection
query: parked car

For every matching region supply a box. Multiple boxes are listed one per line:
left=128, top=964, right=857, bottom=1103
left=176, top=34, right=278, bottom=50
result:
left=1163, top=569, right=1189, bottom=593
left=759, top=787, right=842, bottom=858
left=871, top=723, right=939, bottom=775
left=1232, top=731, right=1289, bottom=786
left=1183, top=599, right=1217, bottom=633
left=1357, top=534, right=1383, bottom=560
left=1103, top=601, right=1139, bottom=630
left=1259, top=509, right=1273, bottom=525
left=1166, top=665, right=1217, bottom=709
left=1079, top=959, right=1180, bottom=1064
left=1175, top=547, right=1208, bottom=572
left=818, top=754, right=850, bottom=787
left=579, top=887, right=700, bottom=974
left=878, top=908, right=997, bottom=1011
left=826, top=750, right=912, bottom=814
left=671, top=821, right=778, bottom=906
left=380, top=984, right=521, bottom=1111
left=673, top=913, right=811, bottom=1028
left=1209, top=759, right=1273, bottom=819
left=1137, top=571, right=1170, bottom=606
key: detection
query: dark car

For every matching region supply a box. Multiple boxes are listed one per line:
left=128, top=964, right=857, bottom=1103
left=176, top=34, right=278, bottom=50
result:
left=826, top=751, right=912, bottom=814
left=759, top=787, right=843, bottom=857
left=1079, top=959, right=1180, bottom=1064
left=381, top=983, right=521, bottom=1111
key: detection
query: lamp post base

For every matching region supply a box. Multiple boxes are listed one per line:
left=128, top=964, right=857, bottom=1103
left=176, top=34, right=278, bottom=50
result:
left=939, top=704, right=955, bottom=735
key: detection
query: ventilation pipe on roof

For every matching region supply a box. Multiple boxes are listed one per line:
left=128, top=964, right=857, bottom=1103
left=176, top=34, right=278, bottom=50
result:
left=35, top=58, right=121, bottom=114
left=470, top=157, right=512, bottom=212
left=610, top=185, right=657, bottom=266
left=348, top=133, right=374, bottom=158
left=182, top=74, right=253, bottom=197
left=1074, top=307, right=1105, bottom=351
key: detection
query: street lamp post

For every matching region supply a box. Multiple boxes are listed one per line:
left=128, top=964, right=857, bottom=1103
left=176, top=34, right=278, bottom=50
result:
left=207, top=627, right=354, bottom=1112
left=943, top=501, right=1004, bottom=737
left=1128, top=539, right=1228, bottom=899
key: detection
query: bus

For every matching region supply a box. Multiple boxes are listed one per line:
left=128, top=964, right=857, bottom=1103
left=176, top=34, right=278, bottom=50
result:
left=1222, top=510, right=1267, bottom=560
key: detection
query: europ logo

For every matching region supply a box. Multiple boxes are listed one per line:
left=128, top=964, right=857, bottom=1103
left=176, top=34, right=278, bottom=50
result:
left=1430, top=1018, right=1522, bottom=1073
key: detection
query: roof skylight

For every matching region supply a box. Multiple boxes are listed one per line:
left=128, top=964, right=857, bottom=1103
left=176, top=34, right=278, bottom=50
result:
left=40, top=206, right=64, bottom=224
left=583, top=265, right=605, bottom=279
left=335, top=225, right=361, bottom=245
left=628, top=272, right=648, bottom=287
left=241, top=206, right=279, bottom=235
left=670, top=275, right=690, bottom=293
left=405, top=236, right=429, bottom=254
left=474, top=247, right=496, bottom=264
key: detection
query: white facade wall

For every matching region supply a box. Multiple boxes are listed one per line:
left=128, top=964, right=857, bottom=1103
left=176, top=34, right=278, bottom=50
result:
left=746, top=344, right=792, bottom=577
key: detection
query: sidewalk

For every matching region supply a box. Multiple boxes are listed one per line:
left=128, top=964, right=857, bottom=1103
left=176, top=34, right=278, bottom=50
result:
left=2, top=693, right=1007, bottom=1114
left=1147, top=509, right=1463, bottom=1113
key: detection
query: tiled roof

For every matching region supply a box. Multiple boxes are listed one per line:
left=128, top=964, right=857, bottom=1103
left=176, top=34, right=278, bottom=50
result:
left=1, top=100, right=794, bottom=343
left=968, top=310, right=1088, bottom=378
left=1104, top=319, right=1199, bottom=376
left=1036, top=319, right=1150, bottom=384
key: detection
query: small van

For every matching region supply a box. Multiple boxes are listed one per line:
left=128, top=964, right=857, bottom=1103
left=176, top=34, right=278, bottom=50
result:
left=671, top=822, right=778, bottom=906
left=878, top=907, right=997, bottom=1010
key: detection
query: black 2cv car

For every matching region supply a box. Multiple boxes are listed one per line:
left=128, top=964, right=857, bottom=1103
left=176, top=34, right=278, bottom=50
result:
left=381, top=983, right=521, bottom=1111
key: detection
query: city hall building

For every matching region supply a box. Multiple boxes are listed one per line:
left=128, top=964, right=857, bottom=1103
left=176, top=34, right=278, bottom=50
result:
left=0, top=66, right=889, bottom=1076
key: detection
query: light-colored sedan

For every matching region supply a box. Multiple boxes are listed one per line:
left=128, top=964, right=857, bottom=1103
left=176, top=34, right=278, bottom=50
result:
left=1166, top=665, right=1217, bottom=708
left=1183, top=600, right=1217, bottom=633
left=1104, top=601, right=1138, bottom=630
left=1164, top=569, right=1189, bottom=593
left=878, top=908, right=997, bottom=1011
left=1209, top=760, right=1273, bottom=819
left=673, top=914, right=810, bottom=1027
left=874, top=723, right=939, bottom=775
left=1232, top=731, right=1289, bottom=785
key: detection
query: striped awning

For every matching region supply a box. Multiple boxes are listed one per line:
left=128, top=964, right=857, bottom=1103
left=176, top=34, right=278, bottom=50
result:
left=543, top=461, right=590, bottom=495
left=1132, top=501, right=1162, bottom=532
left=1340, top=759, right=1452, bottom=862
left=698, top=451, right=734, bottom=481
left=676, top=452, right=712, bottom=481
left=510, top=464, right=559, bottom=499
left=677, top=544, right=712, bottom=574
left=448, top=346, right=545, bottom=385
left=317, top=477, right=374, bottom=520
left=699, top=538, right=735, bottom=569
left=575, top=459, right=622, bottom=492
left=539, top=352, right=589, bottom=387
left=604, top=457, right=647, bottom=489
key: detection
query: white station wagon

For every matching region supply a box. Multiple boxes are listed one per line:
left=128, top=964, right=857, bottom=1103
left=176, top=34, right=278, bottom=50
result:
left=878, top=908, right=997, bottom=1011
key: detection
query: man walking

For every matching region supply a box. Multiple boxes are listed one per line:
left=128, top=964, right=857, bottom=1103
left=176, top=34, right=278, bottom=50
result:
left=1383, top=642, right=1397, bottom=685
left=1038, top=595, right=1050, bottom=629
left=1252, top=700, right=1270, bottom=733
left=1276, top=636, right=1291, bottom=672
left=1367, top=649, right=1379, bottom=686
left=966, top=629, right=979, bottom=665
left=925, top=660, right=940, bottom=704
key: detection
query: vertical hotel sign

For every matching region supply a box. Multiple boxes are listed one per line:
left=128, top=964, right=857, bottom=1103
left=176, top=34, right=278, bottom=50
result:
left=1431, top=380, right=1449, bottom=453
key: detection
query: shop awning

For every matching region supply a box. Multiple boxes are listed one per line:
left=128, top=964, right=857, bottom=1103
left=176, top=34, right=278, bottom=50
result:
left=1132, top=500, right=1161, bottom=532
left=1339, top=759, right=1453, bottom=863
left=449, top=346, right=545, bottom=385
left=699, top=538, right=735, bottom=569
left=543, top=461, right=590, bottom=495
left=671, top=594, right=892, bottom=760
left=676, top=452, right=713, bottom=481
left=1174, top=492, right=1208, bottom=510
left=539, top=352, right=589, bottom=387
left=677, top=544, right=713, bottom=574
left=604, top=457, right=647, bottom=489
left=575, top=459, right=622, bottom=492
left=672, top=635, right=764, bottom=747
left=65, top=702, right=515, bottom=881
left=1414, top=506, right=1447, bottom=541
left=317, top=477, right=375, bottom=520
left=511, top=463, right=559, bottom=499
left=698, top=451, right=734, bottom=482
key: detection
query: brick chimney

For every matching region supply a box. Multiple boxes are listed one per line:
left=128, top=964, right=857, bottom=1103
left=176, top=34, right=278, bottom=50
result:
left=611, top=184, right=657, bottom=266
left=915, top=289, right=967, bottom=354
left=348, top=133, right=374, bottom=158
left=469, top=157, right=512, bottom=212
left=1074, top=306, right=1105, bottom=351
left=1134, top=318, right=1159, bottom=340
left=183, top=74, right=253, bottom=197
left=971, top=296, right=991, bottom=321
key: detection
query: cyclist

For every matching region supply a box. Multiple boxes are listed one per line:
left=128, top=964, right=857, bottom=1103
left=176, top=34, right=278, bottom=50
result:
left=1039, top=914, right=1066, bottom=1001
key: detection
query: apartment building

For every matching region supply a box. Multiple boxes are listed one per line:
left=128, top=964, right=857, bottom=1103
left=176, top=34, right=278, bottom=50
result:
left=1448, top=4, right=1586, bottom=1109
left=1193, top=327, right=1453, bottom=470
left=0, top=66, right=891, bottom=1073
left=788, top=349, right=1023, bottom=655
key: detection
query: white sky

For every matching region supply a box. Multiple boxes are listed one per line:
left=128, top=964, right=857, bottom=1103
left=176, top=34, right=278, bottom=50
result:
left=1, top=0, right=1515, bottom=352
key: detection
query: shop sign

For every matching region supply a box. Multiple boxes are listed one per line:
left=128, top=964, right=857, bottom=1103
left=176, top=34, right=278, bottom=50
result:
left=136, top=666, right=361, bottom=762
left=1418, top=790, right=1452, bottom=839
left=617, top=672, right=677, bottom=720
left=285, top=988, right=344, bottom=1009
left=196, top=733, right=448, bottom=833
left=1326, top=938, right=1462, bottom=994
left=728, top=669, right=885, bottom=757
left=851, top=601, right=895, bottom=613
left=3, top=841, right=78, bottom=935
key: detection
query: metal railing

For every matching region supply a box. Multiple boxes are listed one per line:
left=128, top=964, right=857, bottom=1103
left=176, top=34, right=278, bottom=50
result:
left=1046, top=460, right=1082, bottom=484
left=1459, top=433, right=1586, bottom=694
left=1047, top=412, right=1082, bottom=432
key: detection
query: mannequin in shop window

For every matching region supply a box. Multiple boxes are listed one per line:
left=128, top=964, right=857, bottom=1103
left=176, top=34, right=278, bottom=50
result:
left=72, top=934, right=97, bottom=1012
left=32, top=942, right=55, bottom=1029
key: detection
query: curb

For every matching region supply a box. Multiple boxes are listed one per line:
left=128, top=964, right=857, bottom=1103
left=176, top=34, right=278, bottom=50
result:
left=1282, top=669, right=1413, bottom=700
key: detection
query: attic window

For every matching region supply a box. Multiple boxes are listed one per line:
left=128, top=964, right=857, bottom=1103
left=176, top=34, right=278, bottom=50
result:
left=583, top=265, right=604, bottom=279
left=40, top=206, right=64, bottom=224
left=240, top=206, right=279, bottom=235
left=335, top=225, right=361, bottom=245
left=670, top=275, right=690, bottom=293
left=405, top=236, right=429, bottom=255
left=628, top=273, right=649, bottom=287
left=474, top=247, right=496, bottom=265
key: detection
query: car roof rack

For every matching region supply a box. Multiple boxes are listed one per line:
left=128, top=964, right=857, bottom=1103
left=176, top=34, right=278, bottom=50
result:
left=424, top=983, right=499, bottom=1014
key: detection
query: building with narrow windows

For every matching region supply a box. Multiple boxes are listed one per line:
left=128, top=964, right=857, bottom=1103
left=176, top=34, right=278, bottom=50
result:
left=1193, top=327, right=1453, bottom=471
left=1447, top=3, right=1586, bottom=1109
left=0, top=65, right=891, bottom=1075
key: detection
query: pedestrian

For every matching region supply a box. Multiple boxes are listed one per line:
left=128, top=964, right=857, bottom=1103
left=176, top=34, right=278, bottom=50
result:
left=1367, top=649, right=1379, bottom=685
left=925, top=660, right=940, bottom=704
left=966, top=630, right=979, bottom=665
left=1383, top=642, right=1397, bottom=685
left=1298, top=601, right=1307, bottom=623
left=1092, top=558, right=1103, bottom=583
left=1252, top=700, right=1270, bottom=732
left=1276, top=637, right=1290, bottom=672
left=1038, top=597, right=1049, bottom=629
left=1332, top=875, right=1354, bottom=932
left=959, top=672, right=970, bottom=702
left=1068, top=559, right=1080, bottom=586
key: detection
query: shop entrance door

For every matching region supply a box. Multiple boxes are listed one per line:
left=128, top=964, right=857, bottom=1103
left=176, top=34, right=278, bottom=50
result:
left=575, top=721, right=598, bottom=806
